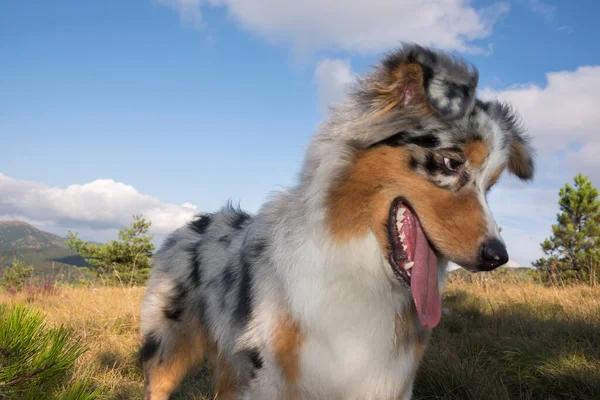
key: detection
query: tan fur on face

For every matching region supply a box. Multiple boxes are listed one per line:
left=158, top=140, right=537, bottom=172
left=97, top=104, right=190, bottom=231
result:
left=327, top=146, right=488, bottom=267
left=464, top=139, right=487, bottom=168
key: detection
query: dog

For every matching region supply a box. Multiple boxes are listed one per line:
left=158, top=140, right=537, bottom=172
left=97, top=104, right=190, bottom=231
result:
left=139, top=44, right=535, bottom=400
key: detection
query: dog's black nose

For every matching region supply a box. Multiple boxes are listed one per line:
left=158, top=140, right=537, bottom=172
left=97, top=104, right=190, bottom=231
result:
left=478, top=239, right=509, bottom=271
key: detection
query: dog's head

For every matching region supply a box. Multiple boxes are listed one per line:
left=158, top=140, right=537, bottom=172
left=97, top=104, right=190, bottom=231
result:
left=325, top=45, right=535, bottom=327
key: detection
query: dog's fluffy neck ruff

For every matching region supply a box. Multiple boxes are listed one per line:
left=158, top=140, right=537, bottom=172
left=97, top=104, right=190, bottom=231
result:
left=262, top=103, right=444, bottom=333
left=262, top=161, right=442, bottom=397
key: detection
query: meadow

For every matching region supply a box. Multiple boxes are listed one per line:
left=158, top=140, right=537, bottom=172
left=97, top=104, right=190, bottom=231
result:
left=1, top=272, right=599, bottom=400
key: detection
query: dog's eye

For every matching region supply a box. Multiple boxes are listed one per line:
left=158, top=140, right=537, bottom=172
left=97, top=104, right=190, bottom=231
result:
left=442, top=157, right=463, bottom=173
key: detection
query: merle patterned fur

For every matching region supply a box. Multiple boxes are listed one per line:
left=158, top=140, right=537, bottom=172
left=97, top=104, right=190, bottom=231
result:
left=139, top=43, right=535, bottom=400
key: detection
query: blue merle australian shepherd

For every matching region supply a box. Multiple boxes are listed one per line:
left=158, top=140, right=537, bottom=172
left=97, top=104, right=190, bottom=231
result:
left=139, top=44, right=535, bottom=399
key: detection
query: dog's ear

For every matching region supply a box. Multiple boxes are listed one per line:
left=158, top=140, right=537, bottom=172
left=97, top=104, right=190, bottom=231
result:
left=370, top=44, right=478, bottom=120
left=485, top=100, right=535, bottom=180
left=508, top=138, right=535, bottom=180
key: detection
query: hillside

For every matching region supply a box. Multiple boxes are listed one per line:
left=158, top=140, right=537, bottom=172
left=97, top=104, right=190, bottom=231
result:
left=0, top=220, right=70, bottom=250
left=0, top=220, right=90, bottom=278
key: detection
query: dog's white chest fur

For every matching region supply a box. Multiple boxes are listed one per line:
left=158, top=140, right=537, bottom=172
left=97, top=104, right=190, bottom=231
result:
left=280, top=232, right=417, bottom=399
left=300, top=308, right=416, bottom=400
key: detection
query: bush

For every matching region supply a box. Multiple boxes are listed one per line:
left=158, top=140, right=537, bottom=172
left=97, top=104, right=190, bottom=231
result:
left=1, top=258, right=34, bottom=292
left=22, top=277, right=61, bottom=302
left=0, top=304, right=100, bottom=399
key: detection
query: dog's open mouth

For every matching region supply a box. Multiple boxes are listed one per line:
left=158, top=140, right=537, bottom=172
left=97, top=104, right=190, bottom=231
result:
left=388, top=198, right=441, bottom=329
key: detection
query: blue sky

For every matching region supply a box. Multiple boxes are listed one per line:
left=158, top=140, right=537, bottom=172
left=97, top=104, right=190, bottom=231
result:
left=1, top=0, right=599, bottom=267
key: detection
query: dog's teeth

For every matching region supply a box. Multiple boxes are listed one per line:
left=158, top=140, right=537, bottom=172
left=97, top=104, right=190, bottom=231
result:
left=406, top=270, right=411, bottom=277
left=400, top=233, right=406, bottom=242
left=396, top=221, right=403, bottom=230
left=405, top=261, right=414, bottom=270
left=403, top=244, right=408, bottom=251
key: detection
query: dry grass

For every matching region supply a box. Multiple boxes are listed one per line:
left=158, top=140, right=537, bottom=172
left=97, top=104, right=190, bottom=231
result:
left=1, top=273, right=599, bottom=399
left=415, top=273, right=600, bottom=399
left=1, top=287, right=147, bottom=399
left=0, top=286, right=212, bottom=399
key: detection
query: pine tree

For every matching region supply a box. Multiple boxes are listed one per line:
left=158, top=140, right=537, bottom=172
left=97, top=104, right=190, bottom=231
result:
left=533, top=173, right=600, bottom=285
left=1, top=258, right=34, bottom=291
left=0, top=304, right=99, bottom=399
left=66, top=215, right=156, bottom=286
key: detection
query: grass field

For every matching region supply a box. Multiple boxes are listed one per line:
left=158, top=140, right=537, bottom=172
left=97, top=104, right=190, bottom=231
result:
left=1, top=273, right=599, bottom=399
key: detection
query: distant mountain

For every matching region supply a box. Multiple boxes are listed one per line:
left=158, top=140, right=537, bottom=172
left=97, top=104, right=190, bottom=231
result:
left=0, top=220, right=90, bottom=279
left=0, top=220, right=69, bottom=250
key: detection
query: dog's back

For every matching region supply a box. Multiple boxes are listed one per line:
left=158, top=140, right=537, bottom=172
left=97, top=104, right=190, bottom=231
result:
left=139, top=204, right=268, bottom=399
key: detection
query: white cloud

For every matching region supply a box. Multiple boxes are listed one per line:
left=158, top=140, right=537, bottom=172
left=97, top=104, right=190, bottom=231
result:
left=158, top=0, right=510, bottom=54
left=314, top=58, right=355, bottom=111
left=499, top=225, right=545, bottom=267
left=490, top=182, right=557, bottom=223
left=0, top=173, right=198, bottom=240
left=567, top=143, right=600, bottom=184
left=488, top=180, right=559, bottom=266
left=481, top=66, right=600, bottom=182
left=480, top=66, right=600, bottom=151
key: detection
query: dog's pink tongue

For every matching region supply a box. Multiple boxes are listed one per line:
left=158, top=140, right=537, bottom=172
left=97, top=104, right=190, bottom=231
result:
left=410, top=220, right=441, bottom=329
